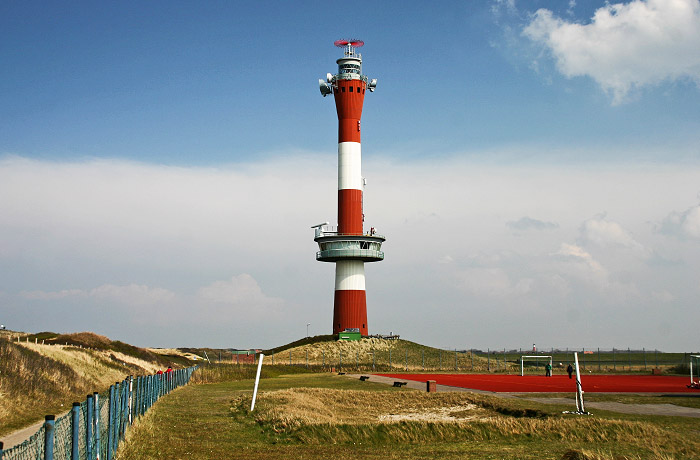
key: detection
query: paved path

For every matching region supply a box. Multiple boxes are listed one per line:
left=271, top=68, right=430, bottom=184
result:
left=0, top=409, right=70, bottom=450
left=1, top=418, right=46, bottom=450
left=344, top=373, right=700, bottom=419
left=525, top=397, right=700, bottom=418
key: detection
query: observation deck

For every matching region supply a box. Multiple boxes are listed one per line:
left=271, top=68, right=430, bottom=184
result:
left=313, top=226, right=385, bottom=262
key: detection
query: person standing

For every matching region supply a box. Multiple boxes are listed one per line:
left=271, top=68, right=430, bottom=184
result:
left=567, top=363, right=574, bottom=379
left=545, top=362, right=552, bottom=377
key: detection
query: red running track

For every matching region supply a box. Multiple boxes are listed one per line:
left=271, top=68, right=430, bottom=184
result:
left=377, top=374, right=699, bottom=393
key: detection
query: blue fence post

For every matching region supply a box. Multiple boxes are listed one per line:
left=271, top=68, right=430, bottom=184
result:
left=144, top=375, right=149, bottom=411
left=44, top=415, right=56, bottom=460
left=122, top=378, right=129, bottom=438
left=71, top=402, right=80, bottom=460
left=119, top=381, right=125, bottom=441
left=150, top=375, right=154, bottom=408
left=86, top=394, right=93, bottom=460
left=146, top=375, right=151, bottom=410
left=93, top=392, right=101, bottom=460
left=107, top=385, right=114, bottom=460
left=140, top=376, right=145, bottom=415
left=134, top=376, right=140, bottom=417
left=117, top=381, right=123, bottom=442
left=135, top=376, right=140, bottom=417
left=113, top=381, right=120, bottom=455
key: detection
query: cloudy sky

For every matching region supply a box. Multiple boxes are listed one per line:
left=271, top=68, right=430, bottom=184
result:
left=2, top=0, right=699, bottom=351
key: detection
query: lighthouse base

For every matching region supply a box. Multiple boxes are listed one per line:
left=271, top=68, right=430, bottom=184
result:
left=333, top=290, right=368, bottom=335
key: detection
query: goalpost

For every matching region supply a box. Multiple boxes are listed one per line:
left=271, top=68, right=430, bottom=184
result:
left=690, top=355, right=700, bottom=385
left=520, top=355, right=553, bottom=376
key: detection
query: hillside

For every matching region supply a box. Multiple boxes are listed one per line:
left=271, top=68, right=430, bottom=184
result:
left=262, top=336, right=492, bottom=371
left=0, top=330, right=196, bottom=436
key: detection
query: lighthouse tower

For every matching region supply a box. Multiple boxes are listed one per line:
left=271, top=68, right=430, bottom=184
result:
left=314, top=39, right=384, bottom=336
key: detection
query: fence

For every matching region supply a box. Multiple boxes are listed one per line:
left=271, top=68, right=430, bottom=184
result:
left=0, top=366, right=197, bottom=460
left=263, top=346, right=697, bottom=374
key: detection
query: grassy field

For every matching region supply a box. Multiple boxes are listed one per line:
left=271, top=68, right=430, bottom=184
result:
left=114, top=365, right=700, bottom=460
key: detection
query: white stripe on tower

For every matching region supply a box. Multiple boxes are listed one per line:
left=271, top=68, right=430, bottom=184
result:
left=335, top=260, right=366, bottom=291
left=338, top=142, right=362, bottom=190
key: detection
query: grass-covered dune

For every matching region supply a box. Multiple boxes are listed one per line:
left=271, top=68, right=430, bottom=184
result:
left=261, top=336, right=494, bottom=372
left=0, top=330, right=196, bottom=436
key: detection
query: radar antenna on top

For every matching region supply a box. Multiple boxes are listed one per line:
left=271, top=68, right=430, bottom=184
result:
left=334, top=39, right=364, bottom=48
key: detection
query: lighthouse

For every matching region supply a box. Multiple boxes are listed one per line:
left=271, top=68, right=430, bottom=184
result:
left=314, top=39, right=385, bottom=336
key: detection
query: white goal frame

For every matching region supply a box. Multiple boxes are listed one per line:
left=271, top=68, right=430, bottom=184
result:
left=520, top=355, right=553, bottom=376
left=690, top=355, right=700, bottom=384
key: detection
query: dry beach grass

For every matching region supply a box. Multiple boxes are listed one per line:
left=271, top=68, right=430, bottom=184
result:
left=0, top=331, right=193, bottom=436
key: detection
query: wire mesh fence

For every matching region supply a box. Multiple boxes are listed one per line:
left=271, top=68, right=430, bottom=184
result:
left=0, top=366, right=197, bottom=460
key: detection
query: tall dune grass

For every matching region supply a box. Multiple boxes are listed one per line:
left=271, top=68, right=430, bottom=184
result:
left=239, top=387, right=699, bottom=457
left=0, top=333, right=194, bottom=436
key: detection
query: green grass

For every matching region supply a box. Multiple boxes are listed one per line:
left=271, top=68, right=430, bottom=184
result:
left=114, top=368, right=700, bottom=460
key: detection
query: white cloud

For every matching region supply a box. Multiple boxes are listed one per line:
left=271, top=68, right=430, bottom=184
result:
left=491, top=0, right=517, bottom=16
left=579, top=215, right=645, bottom=251
left=15, top=275, right=284, bottom=342
left=507, top=216, right=559, bottom=231
left=456, top=267, right=513, bottom=297
left=3, top=155, right=700, bottom=349
left=197, top=274, right=283, bottom=310
left=20, top=289, right=87, bottom=300
left=659, top=204, right=700, bottom=239
left=523, top=0, right=700, bottom=104
left=437, top=255, right=454, bottom=264
left=555, top=243, right=606, bottom=274
left=652, top=290, right=676, bottom=302
left=19, top=284, right=176, bottom=307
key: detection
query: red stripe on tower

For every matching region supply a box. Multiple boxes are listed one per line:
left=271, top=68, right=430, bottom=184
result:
left=314, top=39, right=384, bottom=337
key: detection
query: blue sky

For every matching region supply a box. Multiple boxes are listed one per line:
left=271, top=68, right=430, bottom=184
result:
left=2, top=0, right=700, bottom=350
left=3, top=0, right=698, bottom=164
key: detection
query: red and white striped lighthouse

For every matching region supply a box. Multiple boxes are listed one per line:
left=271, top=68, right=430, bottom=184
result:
left=314, top=39, right=384, bottom=336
